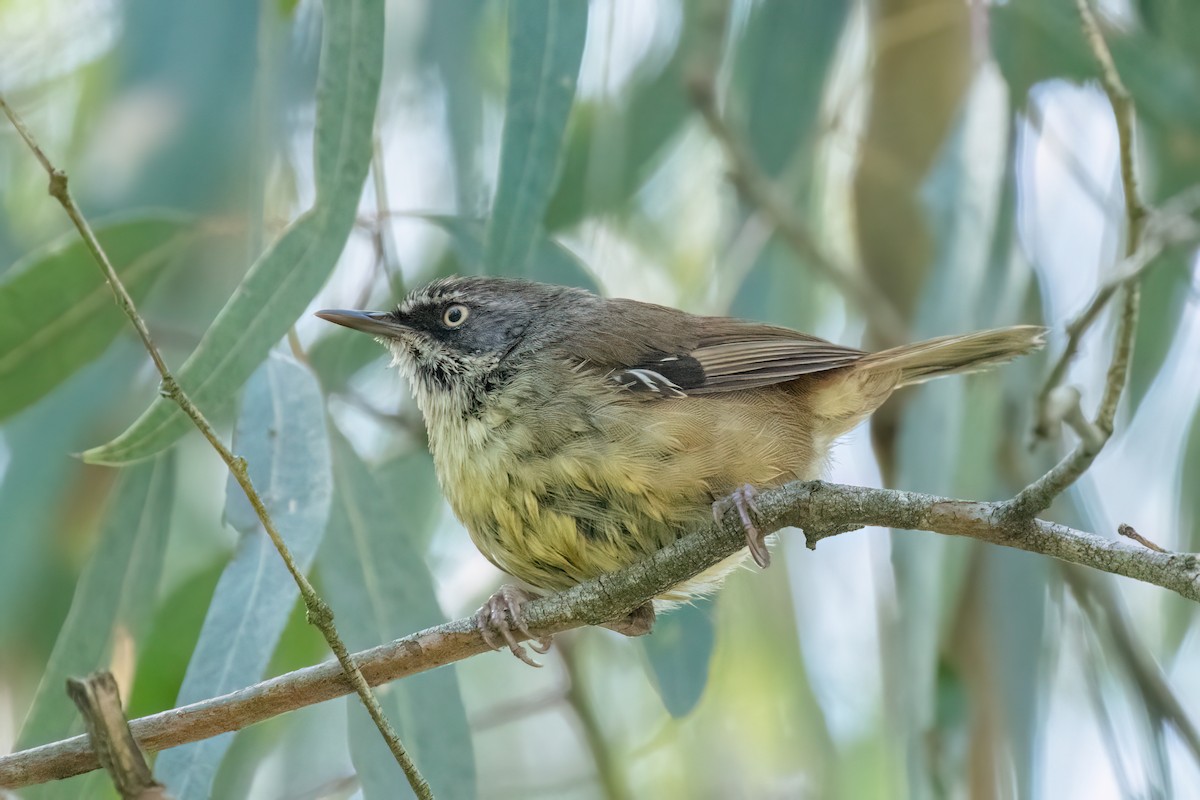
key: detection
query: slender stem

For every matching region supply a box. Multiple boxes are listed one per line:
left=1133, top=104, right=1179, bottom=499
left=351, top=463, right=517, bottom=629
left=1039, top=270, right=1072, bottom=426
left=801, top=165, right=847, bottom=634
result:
left=0, top=95, right=431, bottom=800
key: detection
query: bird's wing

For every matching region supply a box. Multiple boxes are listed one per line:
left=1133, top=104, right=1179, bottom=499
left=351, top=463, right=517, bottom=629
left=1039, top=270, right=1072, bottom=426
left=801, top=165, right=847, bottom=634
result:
left=563, top=299, right=866, bottom=397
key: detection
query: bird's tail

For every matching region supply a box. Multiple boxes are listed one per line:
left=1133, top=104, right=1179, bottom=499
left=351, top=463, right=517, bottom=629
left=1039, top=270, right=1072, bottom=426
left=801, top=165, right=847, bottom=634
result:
left=857, top=325, right=1047, bottom=387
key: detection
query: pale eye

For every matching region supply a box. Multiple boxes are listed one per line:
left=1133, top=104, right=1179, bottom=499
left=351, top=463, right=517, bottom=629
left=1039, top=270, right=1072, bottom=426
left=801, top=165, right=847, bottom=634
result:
left=442, top=303, right=470, bottom=328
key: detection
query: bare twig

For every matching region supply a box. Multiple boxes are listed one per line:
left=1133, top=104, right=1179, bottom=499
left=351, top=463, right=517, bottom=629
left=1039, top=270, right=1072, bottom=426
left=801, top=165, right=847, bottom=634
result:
left=66, top=672, right=169, bottom=800
left=1034, top=189, right=1200, bottom=438
left=685, top=0, right=908, bottom=346
left=1118, top=523, right=1166, bottom=553
left=0, top=95, right=431, bottom=799
left=1008, top=0, right=1147, bottom=516
left=4, top=479, right=1198, bottom=789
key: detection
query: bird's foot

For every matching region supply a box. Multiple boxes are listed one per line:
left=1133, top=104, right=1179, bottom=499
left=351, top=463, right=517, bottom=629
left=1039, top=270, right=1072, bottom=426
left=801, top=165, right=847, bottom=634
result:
left=601, top=601, right=656, bottom=637
left=713, top=484, right=769, bottom=568
left=474, top=585, right=553, bottom=668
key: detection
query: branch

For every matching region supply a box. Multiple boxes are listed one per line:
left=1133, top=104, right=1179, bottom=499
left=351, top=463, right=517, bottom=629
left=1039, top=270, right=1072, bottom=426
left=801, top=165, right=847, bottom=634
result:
left=4, top=479, right=1197, bottom=789
left=1011, top=0, right=1150, bottom=516
left=66, top=672, right=169, bottom=800
left=1033, top=187, right=1200, bottom=440
left=685, top=0, right=909, bottom=347
left=0, top=96, right=431, bottom=799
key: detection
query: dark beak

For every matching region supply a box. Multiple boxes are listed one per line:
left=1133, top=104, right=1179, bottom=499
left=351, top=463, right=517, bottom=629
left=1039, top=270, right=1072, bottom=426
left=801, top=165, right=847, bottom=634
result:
left=314, top=309, right=406, bottom=338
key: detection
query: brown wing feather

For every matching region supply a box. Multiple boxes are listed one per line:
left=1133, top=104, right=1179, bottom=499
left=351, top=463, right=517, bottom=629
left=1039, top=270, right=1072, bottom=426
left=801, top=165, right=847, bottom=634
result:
left=557, top=297, right=865, bottom=397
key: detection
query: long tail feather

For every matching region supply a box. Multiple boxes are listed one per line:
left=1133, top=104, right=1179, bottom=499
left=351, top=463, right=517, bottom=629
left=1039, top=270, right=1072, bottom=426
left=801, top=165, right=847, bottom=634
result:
left=858, top=325, right=1047, bottom=387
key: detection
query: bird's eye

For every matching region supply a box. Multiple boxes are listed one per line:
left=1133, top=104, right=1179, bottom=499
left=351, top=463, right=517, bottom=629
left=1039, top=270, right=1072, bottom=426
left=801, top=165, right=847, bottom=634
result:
left=442, top=303, right=470, bottom=328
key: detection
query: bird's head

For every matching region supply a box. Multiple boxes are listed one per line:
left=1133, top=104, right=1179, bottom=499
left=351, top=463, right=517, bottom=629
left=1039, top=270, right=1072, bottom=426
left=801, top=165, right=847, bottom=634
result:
left=317, top=276, right=589, bottom=414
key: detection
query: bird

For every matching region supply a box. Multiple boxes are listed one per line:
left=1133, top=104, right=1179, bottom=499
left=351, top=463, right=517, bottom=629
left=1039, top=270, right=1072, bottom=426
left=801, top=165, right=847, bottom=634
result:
left=317, top=276, right=1044, bottom=665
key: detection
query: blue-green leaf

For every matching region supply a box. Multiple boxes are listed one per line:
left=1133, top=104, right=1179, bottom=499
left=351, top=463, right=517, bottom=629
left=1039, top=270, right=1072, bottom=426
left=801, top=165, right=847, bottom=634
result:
left=320, top=434, right=475, bottom=799
left=0, top=215, right=191, bottom=422
left=427, top=215, right=599, bottom=290
left=485, top=0, right=587, bottom=274
left=734, top=0, right=849, bottom=178
left=545, top=1, right=701, bottom=230
left=642, top=599, right=716, bottom=718
left=83, top=0, right=384, bottom=465
left=16, top=454, right=175, bottom=751
left=0, top=347, right=140, bottom=646
left=156, top=354, right=332, bottom=799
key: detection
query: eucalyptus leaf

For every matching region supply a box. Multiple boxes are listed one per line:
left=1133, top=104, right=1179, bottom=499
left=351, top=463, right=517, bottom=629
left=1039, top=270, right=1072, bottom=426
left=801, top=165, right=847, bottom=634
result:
left=376, top=449, right=440, bottom=552
left=1166, top=402, right=1200, bottom=653
left=308, top=324, right=388, bottom=392
left=83, top=0, right=384, bottom=465
left=1128, top=255, right=1191, bottom=413
left=16, top=454, right=175, bottom=751
left=0, top=215, right=191, bottom=421
left=728, top=239, right=821, bottom=328
left=545, top=1, right=701, bottom=230
left=734, top=0, right=849, bottom=178
left=424, top=0, right=488, bottom=207
left=426, top=215, right=598, bottom=290
left=485, top=0, right=587, bottom=274
left=642, top=598, right=715, bottom=718
left=0, top=348, right=139, bottom=645
left=991, top=0, right=1200, bottom=132
left=321, top=433, right=475, bottom=799
left=888, top=76, right=1018, bottom=797
left=156, top=354, right=332, bottom=799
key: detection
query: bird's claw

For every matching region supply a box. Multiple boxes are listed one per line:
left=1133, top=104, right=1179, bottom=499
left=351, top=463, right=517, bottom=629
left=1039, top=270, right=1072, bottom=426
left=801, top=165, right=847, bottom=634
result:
left=474, top=585, right=553, bottom=667
left=713, top=484, right=770, bottom=569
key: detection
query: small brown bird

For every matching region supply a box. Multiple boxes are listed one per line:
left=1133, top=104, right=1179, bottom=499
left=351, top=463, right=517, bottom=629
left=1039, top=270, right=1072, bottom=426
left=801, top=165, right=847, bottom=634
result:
left=318, top=277, right=1043, bottom=664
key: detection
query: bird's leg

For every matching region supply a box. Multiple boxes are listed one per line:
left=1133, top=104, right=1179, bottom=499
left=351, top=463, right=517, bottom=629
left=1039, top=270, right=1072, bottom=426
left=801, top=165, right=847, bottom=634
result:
left=474, top=584, right=553, bottom=668
left=712, top=484, right=769, bottom=568
left=601, top=601, right=656, bottom=637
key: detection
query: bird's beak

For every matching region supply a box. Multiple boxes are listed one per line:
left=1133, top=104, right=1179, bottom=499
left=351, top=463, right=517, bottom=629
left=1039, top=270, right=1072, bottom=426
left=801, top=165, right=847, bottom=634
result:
left=314, top=309, right=407, bottom=338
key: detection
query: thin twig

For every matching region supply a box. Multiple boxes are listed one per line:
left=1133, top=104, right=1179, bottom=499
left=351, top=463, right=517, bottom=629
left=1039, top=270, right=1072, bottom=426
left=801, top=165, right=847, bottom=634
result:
left=1008, top=0, right=1147, bottom=516
left=66, top=672, right=169, bottom=800
left=4, top=478, right=1199, bottom=789
left=0, top=95, right=432, bottom=800
left=1118, top=523, right=1166, bottom=553
left=1033, top=190, right=1200, bottom=438
left=685, top=1, right=908, bottom=347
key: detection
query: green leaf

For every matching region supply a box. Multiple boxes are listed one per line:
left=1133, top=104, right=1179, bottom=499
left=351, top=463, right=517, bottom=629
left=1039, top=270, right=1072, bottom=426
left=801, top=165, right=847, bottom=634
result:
left=642, top=599, right=715, bottom=717
left=82, top=0, right=384, bottom=465
left=545, top=2, right=702, bottom=230
left=376, top=449, right=440, bottom=552
left=485, top=0, right=587, bottom=273
left=1167, top=401, right=1200, bottom=652
left=991, top=0, right=1200, bottom=132
left=0, top=347, right=141, bottom=646
left=16, top=454, right=175, bottom=751
left=156, top=354, right=332, bottom=799
left=733, top=0, right=849, bottom=178
left=1128, top=255, right=1191, bottom=413
left=426, top=215, right=599, bottom=290
left=0, top=215, right=191, bottom=421
left=423, top=0, right=488, bottom=205
left=320, top=433, right=475, bottom=799
left=307, top=325, right=388, bottom=392
left=728, top=239, right=822, bottom=327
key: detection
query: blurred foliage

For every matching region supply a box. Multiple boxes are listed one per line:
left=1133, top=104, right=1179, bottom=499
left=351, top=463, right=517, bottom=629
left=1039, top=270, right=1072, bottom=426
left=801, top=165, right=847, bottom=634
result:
left=1, top=0, right=1198, bottom=799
